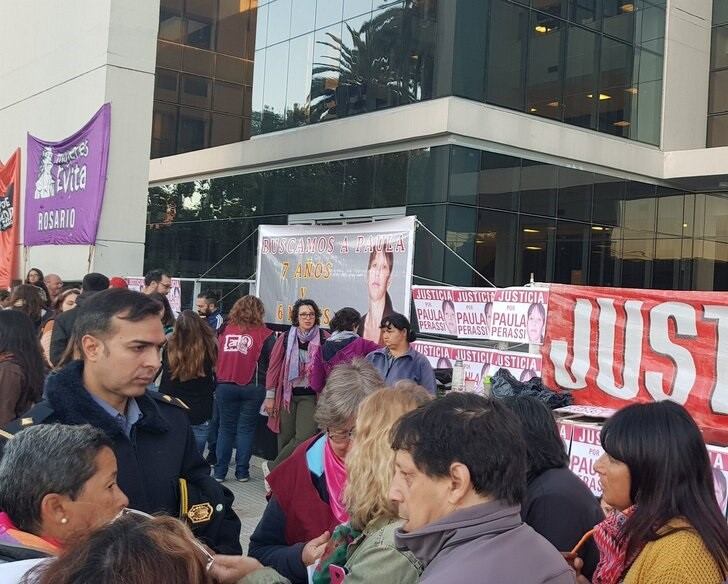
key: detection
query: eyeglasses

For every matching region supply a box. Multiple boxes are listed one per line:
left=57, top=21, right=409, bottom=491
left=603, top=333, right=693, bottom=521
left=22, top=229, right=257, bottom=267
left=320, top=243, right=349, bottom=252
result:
left=299, top=312, right=316, bottom=318
left=326, top=427, right=355, bottom=444
left=113, top=508, right=215, bottom=572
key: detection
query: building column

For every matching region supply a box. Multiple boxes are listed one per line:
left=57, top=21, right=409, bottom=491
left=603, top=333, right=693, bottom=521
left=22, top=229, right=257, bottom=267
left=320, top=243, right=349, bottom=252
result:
left=660, top=0, right=712, bottom=151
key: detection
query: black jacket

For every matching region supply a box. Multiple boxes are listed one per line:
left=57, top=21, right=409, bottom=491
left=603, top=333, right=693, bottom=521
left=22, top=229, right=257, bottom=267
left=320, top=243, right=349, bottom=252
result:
left=1, top=361, right=242, bottom=554
left=48, top=291, right=97, bottom=365
left=522, top=466, right=603, bottom=580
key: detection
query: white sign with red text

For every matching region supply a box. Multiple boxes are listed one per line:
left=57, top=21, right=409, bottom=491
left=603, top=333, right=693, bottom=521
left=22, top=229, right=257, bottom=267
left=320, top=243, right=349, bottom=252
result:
left=412, top=340, right=542, bottom=389
left=568, top=424, right=604, bottom=496
left=412, top=285, right=549, bottom=344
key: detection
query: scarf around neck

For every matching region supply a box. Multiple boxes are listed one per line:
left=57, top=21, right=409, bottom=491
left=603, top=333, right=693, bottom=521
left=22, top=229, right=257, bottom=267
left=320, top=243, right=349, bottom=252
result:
left=0, top=511, right=60, bottom=556
left=592, top=505, right=638, bottom=584
left=323, top=437, right=349, bottom=525
left=282, top=325, right=321, bottom=407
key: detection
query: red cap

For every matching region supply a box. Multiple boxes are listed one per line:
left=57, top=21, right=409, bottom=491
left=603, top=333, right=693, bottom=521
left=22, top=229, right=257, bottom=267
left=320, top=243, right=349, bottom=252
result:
left=109, top=277, right=129, bottom=289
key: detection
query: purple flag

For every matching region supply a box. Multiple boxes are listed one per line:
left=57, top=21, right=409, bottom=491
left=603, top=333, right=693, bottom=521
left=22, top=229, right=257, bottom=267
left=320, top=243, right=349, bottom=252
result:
left=24, top=103, right=110, bottom=246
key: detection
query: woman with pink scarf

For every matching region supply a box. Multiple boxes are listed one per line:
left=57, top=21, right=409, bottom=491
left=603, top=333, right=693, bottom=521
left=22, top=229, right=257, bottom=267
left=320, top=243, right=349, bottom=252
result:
left=249, top=360, right=383, bottom=584
left=264, top=299, right=328, bottom=471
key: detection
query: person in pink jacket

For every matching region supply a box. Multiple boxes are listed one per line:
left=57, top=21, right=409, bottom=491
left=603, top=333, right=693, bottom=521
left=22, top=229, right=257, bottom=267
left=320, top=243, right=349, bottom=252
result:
left=309, top=308, right=380, bottom=392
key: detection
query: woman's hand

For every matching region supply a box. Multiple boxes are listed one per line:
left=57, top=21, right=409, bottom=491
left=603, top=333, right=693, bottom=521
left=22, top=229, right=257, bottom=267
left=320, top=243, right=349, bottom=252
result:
left=301, top=530, right=330, bottom=566
left=208, top=555, right=262, bottom=583
left=263, top=398, right=275, bottom=417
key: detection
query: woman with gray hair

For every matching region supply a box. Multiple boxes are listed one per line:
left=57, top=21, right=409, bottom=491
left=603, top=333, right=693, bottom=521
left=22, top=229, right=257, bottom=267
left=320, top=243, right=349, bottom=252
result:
left=0, top=424, right=129, bottom=581
left=248, top=359, right=383, bottom=584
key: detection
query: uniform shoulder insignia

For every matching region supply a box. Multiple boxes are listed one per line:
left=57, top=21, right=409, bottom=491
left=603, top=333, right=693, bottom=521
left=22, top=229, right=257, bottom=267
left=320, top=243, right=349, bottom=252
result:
left=1, top=400, right=56, bottom=440
left=150, top=392, right=190, bottom=410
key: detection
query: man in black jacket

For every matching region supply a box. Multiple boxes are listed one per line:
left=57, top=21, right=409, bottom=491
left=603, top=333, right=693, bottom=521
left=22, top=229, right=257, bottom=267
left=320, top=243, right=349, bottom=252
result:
left=5, top=289, right=242, bottom=554
left=49, top=272, right=110, bottom=365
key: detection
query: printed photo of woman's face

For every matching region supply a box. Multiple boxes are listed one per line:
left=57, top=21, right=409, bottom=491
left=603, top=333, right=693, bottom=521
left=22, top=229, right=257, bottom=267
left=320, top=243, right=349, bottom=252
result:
left=442, top=301, right=458, bottom=336
left=527, top=303, right=546, bottom=344
left=367, top=251, right=392, bottom=303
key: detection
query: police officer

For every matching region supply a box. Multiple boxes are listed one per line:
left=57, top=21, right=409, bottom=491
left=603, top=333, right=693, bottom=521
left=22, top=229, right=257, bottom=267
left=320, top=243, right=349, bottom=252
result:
left=3, top=289, right=242, bottom=554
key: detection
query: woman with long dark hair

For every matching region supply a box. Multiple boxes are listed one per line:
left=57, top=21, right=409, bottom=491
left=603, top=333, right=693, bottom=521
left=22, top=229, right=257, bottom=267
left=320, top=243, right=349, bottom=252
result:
left=160, top=310, right=218, bottom=455
left=584, top=401, right=728, bottom=584
left=24, top=268, right=51, bottom=308
left=39, top=288, right=80, bottom=365
left=8, top=285, right=52, bottom=333
left=0, top=311, right=46, bottom=425
left=501, top=396, right=603, bottom=580
left=149, top=292, right=175, bottom=337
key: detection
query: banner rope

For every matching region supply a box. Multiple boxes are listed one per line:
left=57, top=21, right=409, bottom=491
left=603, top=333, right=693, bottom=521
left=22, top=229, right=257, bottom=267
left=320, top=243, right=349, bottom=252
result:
left=415, top=220, right=496, bottom=288
left=197, top=228, right=258, bottom=280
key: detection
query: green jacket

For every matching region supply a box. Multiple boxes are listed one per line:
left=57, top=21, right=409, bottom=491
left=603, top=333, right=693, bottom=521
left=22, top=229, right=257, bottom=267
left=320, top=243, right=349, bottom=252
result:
left=342, top=518, right=422, bottom=584
left=243, top=519, right=422, bottom=584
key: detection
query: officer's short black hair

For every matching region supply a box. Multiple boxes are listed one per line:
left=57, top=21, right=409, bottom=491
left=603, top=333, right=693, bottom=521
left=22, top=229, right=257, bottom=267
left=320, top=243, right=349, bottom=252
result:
left=391, top=393, right=527, bottom=505
left=144, top=268, right=170, bottom=287
left=75, top=289, right=163, bottom=352
left=81, top=272, right=110, bottom=293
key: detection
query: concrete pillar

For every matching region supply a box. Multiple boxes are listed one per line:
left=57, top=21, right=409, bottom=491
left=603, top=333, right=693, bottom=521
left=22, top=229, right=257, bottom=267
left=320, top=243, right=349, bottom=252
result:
left=660, top=0, right=712, bottom=151
left=0, top=0, right=159, bottom=281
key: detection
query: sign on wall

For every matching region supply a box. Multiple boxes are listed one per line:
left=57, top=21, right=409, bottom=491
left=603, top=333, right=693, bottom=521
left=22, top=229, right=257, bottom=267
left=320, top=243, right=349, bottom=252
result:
left=0, top=149, right=21, bottom=288
left=412, top=285, right=549, bottom=344
left=24, top=103, right=110, bottom=246
left=412, top=339, right=542, bottom=389
left=542, top=284, right=728, bottom=445
left=256, top=218, right=415, bottom=340
left=125, top=276, right=182, bottom=315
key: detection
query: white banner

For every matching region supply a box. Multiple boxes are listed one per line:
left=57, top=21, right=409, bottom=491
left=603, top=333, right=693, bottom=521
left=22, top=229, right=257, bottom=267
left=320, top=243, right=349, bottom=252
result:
left=125, top=276, right=182, bottom=315
left=256, top=218, right=415, bottom=339
left=412, top=285, right=549, bottom=344
left=412, top=340, right=542, bottom=391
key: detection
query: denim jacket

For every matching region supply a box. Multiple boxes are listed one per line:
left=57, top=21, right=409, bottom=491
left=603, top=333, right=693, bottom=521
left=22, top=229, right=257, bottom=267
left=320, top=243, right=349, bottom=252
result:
left=366, top=347, right=437, bottom=394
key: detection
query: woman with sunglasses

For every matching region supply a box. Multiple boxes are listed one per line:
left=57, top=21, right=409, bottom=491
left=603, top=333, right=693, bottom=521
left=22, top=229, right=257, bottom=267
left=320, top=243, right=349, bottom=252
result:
left=249, top=360, right=382, bottom=584
left=0, top=424, right=128, bottom=582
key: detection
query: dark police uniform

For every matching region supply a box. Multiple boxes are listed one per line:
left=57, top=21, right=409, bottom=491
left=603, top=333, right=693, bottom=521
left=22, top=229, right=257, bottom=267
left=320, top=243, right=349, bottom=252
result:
left=0, top=360, right=241, bottom=554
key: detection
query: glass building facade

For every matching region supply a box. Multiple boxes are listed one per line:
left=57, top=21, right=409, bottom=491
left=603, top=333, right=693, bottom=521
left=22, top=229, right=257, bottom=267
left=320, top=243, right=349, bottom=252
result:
left=151, top=0, right=257, bottom=158
left=709, top=0, right=728, bottom=147
left=151, top=0, right=667, bottom=156
left=146, top=145, right=728, bottom=292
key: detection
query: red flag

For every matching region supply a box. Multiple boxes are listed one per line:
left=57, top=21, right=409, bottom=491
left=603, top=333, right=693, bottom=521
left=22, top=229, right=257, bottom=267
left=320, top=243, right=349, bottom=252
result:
left=0, top=149, right=21, bottom=289
left=542, top=284, right=728, bottom=445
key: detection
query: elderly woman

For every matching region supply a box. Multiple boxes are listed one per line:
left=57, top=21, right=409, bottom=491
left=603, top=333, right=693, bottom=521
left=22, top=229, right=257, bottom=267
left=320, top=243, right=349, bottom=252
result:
left=249, top=360, right=382, bottom=584
left=0, top=424, right=129, bottom=581
left=314, top=381, right=431, bottom=584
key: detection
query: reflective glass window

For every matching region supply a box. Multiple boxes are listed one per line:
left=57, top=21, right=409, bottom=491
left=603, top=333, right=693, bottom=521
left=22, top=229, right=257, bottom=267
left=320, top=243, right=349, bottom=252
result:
left=475, top=209, right=517, bottom=287
left=479, top=152, right=520, bottom=211
left=517, top=215, right=556, bottom=284
left=527, top=12, right=564, bottom=121
left=291, top=0, right=316, bottom=37
left=486, top=0, right=528, bottom=110
left=261, top=42, right=289, bottom=132
left=316, top=0, right=345, bottom=29
left=268, top=0, right=292, bottom=46
left=520, top=160, right=557, bottom=216
left=564, top=25, right=598, bottom=129
left=557, top=167, right=593, bottom=221
left=285, top=34, right=314, bottom=127
left=555, top=221, right=591, bottom=284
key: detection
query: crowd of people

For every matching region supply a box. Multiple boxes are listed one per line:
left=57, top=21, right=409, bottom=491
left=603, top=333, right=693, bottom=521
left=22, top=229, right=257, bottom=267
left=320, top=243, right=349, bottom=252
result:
left=0, top=268, right=727, bottom=583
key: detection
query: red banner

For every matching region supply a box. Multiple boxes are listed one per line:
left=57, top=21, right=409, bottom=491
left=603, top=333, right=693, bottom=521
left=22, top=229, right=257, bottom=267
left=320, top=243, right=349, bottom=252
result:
left=542, top=284, right=728, bottom=445
left=0, top=150, right=20, bottom=289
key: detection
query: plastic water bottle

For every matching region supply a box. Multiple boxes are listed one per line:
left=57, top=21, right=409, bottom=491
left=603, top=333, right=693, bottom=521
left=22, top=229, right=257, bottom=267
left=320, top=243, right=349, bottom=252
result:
left=452, top=359, right=465, bottom=392
left=482, top=375, right=492, bottom=397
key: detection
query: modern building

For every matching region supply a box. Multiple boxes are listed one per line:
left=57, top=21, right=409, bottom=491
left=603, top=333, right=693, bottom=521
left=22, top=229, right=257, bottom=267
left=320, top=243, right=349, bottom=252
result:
left=3, top=0, right=728, bottom=296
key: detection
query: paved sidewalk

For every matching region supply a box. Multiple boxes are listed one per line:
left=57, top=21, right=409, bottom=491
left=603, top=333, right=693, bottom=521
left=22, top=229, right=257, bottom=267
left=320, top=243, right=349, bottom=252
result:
left=218, top=456, right=269, bottom=553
